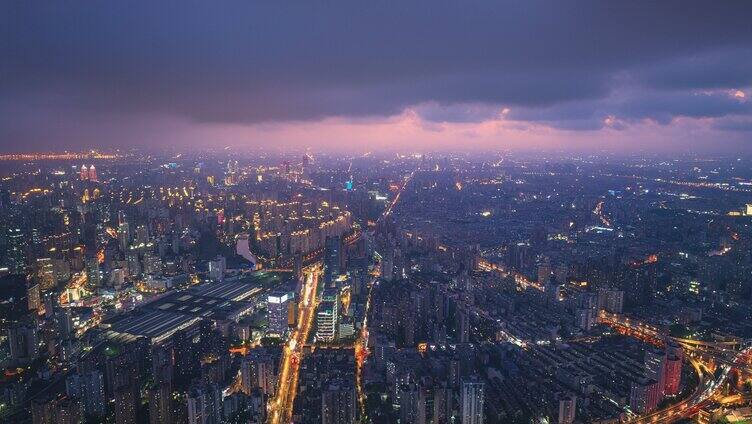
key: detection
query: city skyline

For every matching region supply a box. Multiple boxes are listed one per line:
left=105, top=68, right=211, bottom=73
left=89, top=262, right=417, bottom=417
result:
left=1, top=149, right=752, bottom=423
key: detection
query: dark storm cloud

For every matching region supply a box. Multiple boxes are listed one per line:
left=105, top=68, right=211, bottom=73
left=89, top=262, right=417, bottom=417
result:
left=504, top=87, right=751, bottom=131
left=1, top=0, right=752, bottom=149
left=639, top=48, right=752, bottom=91
left=713, top=117, right=752, bottom=132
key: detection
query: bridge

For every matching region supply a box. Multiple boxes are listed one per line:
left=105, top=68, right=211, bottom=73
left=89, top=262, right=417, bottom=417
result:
left=598, top=310, right=747, bottom=351
left=598, top=310, right=752, bottom=423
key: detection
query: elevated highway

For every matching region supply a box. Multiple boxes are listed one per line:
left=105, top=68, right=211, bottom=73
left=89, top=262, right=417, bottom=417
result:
left=598, top=311, right=752, bottom=423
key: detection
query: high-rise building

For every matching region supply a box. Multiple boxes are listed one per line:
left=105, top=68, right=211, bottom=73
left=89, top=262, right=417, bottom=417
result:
left=106, top=344, right=143, bottom=424
left=545, top=279, right=561, bottom=302
left=148, top=382, right=174, bottom=424
left=317, top=289, right=339, bottom=342
left=239, top=359, right=254, bottom=395
left=537, top=257, right=552, bottom=284
left=27, top=281, right=41, bottom=311
left=57, top=308, right=74, bottom=339
left=118, top=221, right=130, bottom=251
left=118, top=211, right=127, bottom=226
left=461, top=377, right=484, bottom=424
left=114, top=384, right=138, bottom=424
left=324, top=236, right=342, bottom=285
left=433, top=384, right=452, bottom=424
left=135, top=224, right=150, bottom=245
left=110, top=268, right=126, bottom=289
left=321, top=380, right=357, bottom=424
left=666, top=341, right=684, bottom=361
left=575, top=293, right=598, bottom=331
left=557, top=394, right=576, bottom=424
left=88, top=165, right=98, bottom=182
left=240, top=351, right=278, bottom=396
left=125, top=251, right=141, bottom=277
left=80, top=165, right=89, bottom=181
left=597, top=288, right=624, bottom=314
left=293, top=251, right=303, bottom=291
left=381, top=245, right=394, bottom=282
left=5, top=227, right=26, bottom=273
left=266, top=291, right=291, bottom=336
left=235, top=233, right=258, bottom=269
left=66, top=371, right=106, bottom=418
left=31, top=396, right=83, bottom=424
left=7, top=321, right=38, bottom=365
left=398, top=383, right=419, bottom=424
left=457, top=306, right=470, bottom=343
left=664, top=354, right=682, bottom=396
left=143, top=252, right=163, bottom=276
left=34, top=258, right=56, bottom=290
left=53, top=258, right=71, bottom=283
left=186, top=384, right=222, bottom=424
left=629, top=378, right=660, bottom=414
left=85, top=255, right=102, bottom=289
left=208, top=256, right=226, bottom=282
left=338, top=316, right=355, bottom=340
left=644, top=348, right=666, bottom=398
left=554, top=263, right=569, bottom=284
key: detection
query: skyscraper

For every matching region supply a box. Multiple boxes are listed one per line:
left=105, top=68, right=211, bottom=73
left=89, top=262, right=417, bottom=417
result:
left=85, top=255, right=102, bottom=289
left=267, top=291, right=291, bottom=336
left=208, top=256, right=226, bottom=282
left=114, top=383, right=138, bottom=424
left=537, top=256, right=552, bottom=284
left=186, top=384, right=222, bottom=424
left=324, top=236, right=342, bottom=285
left=31, top=396, right=83, bottom=424
left=316, top=289, right=339, bottom=342
left=5, top=227, right=26, bottom=273
left=461, top=377, right=484, bottom=424
left=148, top=382, right=174, bottom=424
left=118, top=221, right=130, bottom=252
left=321, top=380, right=357, bottom=424
left=381, top=245, right=394, bottom=282
left=66, top=371, right=106, bottom=418
left=27, top=281, right=41, bottom=311
left=135, top=224, right=150, bottom=245
left=644, top=348, right=666, bottom=399
left=7, top=321, right=38, bottom=365
left=240, top=350, right=278, bottom=396
left=35, top=257, right=56, bottom=290
left=557, top=394, right=576, bottom=424
left=663, top=354, right=682, bottom=396
left=88, top=165, right=98, bottom=182
left=597, top=288, right=624, bottom=314
left=629, top=378, right=660, bottom=414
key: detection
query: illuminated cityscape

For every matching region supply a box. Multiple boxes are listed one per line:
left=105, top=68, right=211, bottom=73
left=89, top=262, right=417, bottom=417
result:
left=3, top=2, right=752, bottom=424
left=0, top=151, right=751, bottom=424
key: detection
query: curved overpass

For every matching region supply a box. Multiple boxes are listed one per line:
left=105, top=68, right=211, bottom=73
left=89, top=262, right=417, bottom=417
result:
left=599, top=311, right=752, bottom=423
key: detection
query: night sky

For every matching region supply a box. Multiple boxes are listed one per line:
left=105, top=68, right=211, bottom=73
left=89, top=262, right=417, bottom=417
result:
left=2, top=1, right=752, bottom=153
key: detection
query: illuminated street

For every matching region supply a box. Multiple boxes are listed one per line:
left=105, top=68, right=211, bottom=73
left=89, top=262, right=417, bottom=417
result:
left=268, top=265, right=322, bottom=424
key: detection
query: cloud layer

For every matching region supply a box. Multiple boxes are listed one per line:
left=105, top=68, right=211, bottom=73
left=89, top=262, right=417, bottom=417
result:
left=1, top=1, right=752, bottom=152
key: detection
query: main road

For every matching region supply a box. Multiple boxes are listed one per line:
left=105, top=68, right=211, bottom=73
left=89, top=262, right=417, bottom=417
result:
left=268, top=264, right=322, bottom=424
